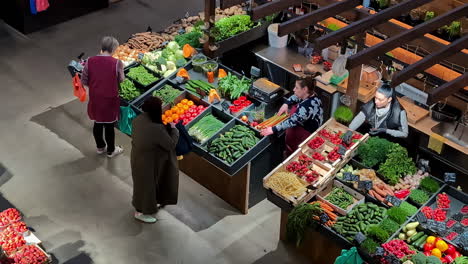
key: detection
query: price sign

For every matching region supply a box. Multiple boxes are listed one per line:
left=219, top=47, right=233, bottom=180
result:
left=320, top=213, right=330, bottom=224
left=375, top=247, right=385, bottom=256
left=385, top=254, right=400, bottom=264
left=426, top=219, right=437, bottom=231
left=416, top=211, right=427, bottom=223
left=137, top=53, right=144, bottom=60
left=343, top=172, right=359, bottom=182
left=354, top=232, right=366, bottom=245
left=174, top=76, right=185, bottom=84
left=221, top=101, right=230, bottom=111
left=146, top=26, right=153, bottom=32
left=444, top=172, right=457, bottom=184
left=385, top=195, right=402, bottom=207
left=342, top=130, right=353, bottom=145
left=337, top=145, right=347, bottom=156
left=459, top=232, right=468, bottom=247
left=358, top=180, right=373, bottom=191
left=436, top=221, right=446, bottom=232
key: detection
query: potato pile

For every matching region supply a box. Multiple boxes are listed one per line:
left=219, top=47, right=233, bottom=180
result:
left=112, top=45, right=146, bottom=66
left=199, top=5, right=246, bottom=22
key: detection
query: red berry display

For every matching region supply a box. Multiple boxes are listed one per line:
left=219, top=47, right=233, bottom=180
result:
left=461, top=205, right=468, bottom=214
left=0, top=229, right=26, bottom=255
left=12, top=245, right=49, bottom=264
left=446, top=232, right=458, bottom=241
left=382, top=239, right=415, bottom=259
left=433, top=208, right=447, bottom=222
left=327, top=147, right=341, bottom=162
left=319, top=129, right=342, bottom=145
left=0, top=208, right=21, bottom=227
left=298, top=154, right=313, bottom=166
left=436, top=193, right=451, bottom=209
left=307, top=137, right=324, bottom=150
left=446, top=219, right=457, bottom=228
left=8, top=221, right=28, bottom=234
left=421, top=206, right=434, bottom=219
left=312, top=152, right=325, bottom=161
left=461, top=218, right=468, bottom=227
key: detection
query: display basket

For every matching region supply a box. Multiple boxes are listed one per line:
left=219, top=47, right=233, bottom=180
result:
left=186, top=105, right=233, bottom=147
left=124, top=63, right=163, bottom=91
left=317, top=180, right=365, bottom=216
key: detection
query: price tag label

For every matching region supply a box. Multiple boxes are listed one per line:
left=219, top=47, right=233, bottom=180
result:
left=320, top=213, right=330, bottom=224
left=343, top=172, right=359, bottom=182
left=137, top=53, right=144, bottom=60
left=342, top=130, right=353, bottom=145
left=178, top=28, right=186, bottom=35
left=358, top=180, right=373, bottom=191
left=385, top=254, right=400, bottom=264
left=337, top=145, right=347, bottom=156
left=146, top=26, right=152, bottom=32
left=444, top=172, right=457, bottom=184
left=426, top=219, right=437, bottom=231
left=436, top=221, right=446, bottom=232
left=354, top=232, right=366, bottom=245
left=459, top=232, right=468, bottom=247
left=416, top=211, right=427, bottom=223
left=375, top=247, right=385, bottom=256
left=174, top=76, right=185, bottom=84
left=385, top=195, right=402, bottom=207
left=221, top=102, right=230, bottom=111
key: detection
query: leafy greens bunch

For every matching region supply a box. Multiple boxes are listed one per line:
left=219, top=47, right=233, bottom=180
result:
left=211, top=15, right=258, bottom=41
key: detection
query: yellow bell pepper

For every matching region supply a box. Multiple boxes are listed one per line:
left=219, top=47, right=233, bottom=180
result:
left=435, top=240, right=448, bottom=252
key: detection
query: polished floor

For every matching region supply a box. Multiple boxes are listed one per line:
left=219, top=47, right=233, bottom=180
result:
left=0, top=1, right=308, bottom=263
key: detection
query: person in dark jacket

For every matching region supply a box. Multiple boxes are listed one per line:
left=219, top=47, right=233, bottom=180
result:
left=81, top=36, right=125, bottom=157
left=349, top=82, right=408, bottom=138
left=261, top=76, right=324, bottom=157
left=131, top=97, right=179, bottom=224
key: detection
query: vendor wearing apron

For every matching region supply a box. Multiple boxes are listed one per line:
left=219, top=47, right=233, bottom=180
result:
left=349, top=82, right=408, bottom=138
left=261, top=76, right=324, bottom=157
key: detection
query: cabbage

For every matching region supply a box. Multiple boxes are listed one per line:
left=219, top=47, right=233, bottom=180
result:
left=175, top=50, right=184, bottom=57
left=166, top=41, right=180, bottom=51
left=159, top=64, right=167, bottom=74
left=167, top=55, right=176, bottom=63
left=166, top=61, right=176, bottom=71
left=163, top=69, right=176, bottom=78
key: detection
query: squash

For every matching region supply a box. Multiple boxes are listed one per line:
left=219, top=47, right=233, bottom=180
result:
left=207, top=71, right=215, bottom=83
left=208, top=89, right=221, bottom=103
left=183, top=44, right=196, bottom=58
left=218, top=68, right=227, bottom=78
left=176, top=68, right=190, bottom=80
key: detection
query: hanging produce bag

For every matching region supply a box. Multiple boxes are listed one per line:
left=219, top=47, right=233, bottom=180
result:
left=35, top=0, right=50, bottom=12
left=30, top=0, right=37, bottom=14
left=118, top=106, right=137, bottom=135
left=72, top=73, right=87, bottom=102
left=175, top=121, right=193, bottom=156
left=334, top=247, right=364, bottom=264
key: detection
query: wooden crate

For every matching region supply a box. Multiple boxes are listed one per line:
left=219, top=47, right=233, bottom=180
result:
left=317, top=180, right=365, bottom=215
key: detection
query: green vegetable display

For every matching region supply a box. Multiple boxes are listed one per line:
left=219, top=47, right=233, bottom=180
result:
left=286, top=203, right=323, bottom=247
left=409, top=189, right=430, bottom=205
left=218, top=72, right=252, bottom=100
left=366, top=225, right=389, bottom=243
left=142, top=41, right=186, bottom=78
left=333, top=106, right=354, bottom=124
left=208, top=125, right=259, bottom=164
left=333, top=203, right=387, bottom=242
left=186, top=80, right=215, bottom=94
left=454, top=256, right=468, bottom=264
left=419, top=177, right=440, bottom=194
left=127, top=65, right=159, bottom=86
left=188, top=114, right=225, bottom=143
left=357, top=137, right=394, bottom=168
left=412, top=252, right=442, bottom=264
left=378, top=144, right=417, bottom=185
left=325, top=187, right=355, bottom=210
left=175, top=30, right=202, bottom=48
left=152, top=85, right=181, bottom=105
left=210, top=15, right=258, bottom=41
left=119, top=79, right=141, bottom=101
left=361, top=238, right=379, bottom=254
left=399, top=202, right=418, bottom=216
left=379, top=218, right=400, bottom=234
left=387, top=206, right=408, bottom=224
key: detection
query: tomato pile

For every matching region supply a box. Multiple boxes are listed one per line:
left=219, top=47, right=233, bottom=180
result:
left=229, top=96, right=251, bottom=114
left=382, top=239, right=415, bottom=259
left=162, top=99, right=207, bottom=125
left=0, top=229, right=26, bottom=255
left=7, top=221, right=28, bottom=234
left=319, top=129, right=342, bottom=145
left=10, top=245, right=48, bottom=264
left=286, top=161, right=308, bottom=177
left=436, top=193, right=451, bottom=209
left=0, top=209, right=21, bottom=225
left=307, top=137, right=324, bottom=150
left=327, top=147, right=341, bottom=162
left=421, top=206, right=447, bottom=221
left=298, top=154, right=313, bottom=166
left=421, top=206, right=434, bottom=219
left=312, top=152, right=325, bottom=161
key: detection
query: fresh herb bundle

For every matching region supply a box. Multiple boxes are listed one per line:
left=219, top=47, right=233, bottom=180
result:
left=211, top=15, right=258, bottom=41
left=387, top=206, right=408, bottom=224
left=217, top=72, right=252, bottom=100
left=286, top=203, right=323, bottom=247
left=333, top=106, right=354, bottom=124
left=378, top=144, right=417, bottom=185
left=399, top=202, right=418, bottom=216
left=419, top=177, right=440, bottom=194
left=409, top=189, right=430, bottom=205
left=379, top=218, right=400, bottom=234
left=127, top=65, right=158, bottom=86
left=366, top=225, right=390, bottom=243
left=357, top=137, right=394, bottom=168
left=361, top=238, right=379, bottom=254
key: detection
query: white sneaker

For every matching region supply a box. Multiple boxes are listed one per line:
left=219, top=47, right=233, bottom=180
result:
left=107, top=146, right=124, bottom=158
left=97, top=147, right=107, bottom=154
left=134, top=212, right=157, bottom=223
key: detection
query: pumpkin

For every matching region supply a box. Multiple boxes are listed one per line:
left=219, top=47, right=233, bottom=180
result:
left=208, top=89, right=221, bottom=103
left=207, top=71, right=215, bottom=83
left=176, top=68, right=190, bottom=80
left=218, top=68, right=227, bottom=78
left=183, top=44, right=196, bottom=58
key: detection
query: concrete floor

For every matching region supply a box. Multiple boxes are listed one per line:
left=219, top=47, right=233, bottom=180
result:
left=0, top=1, right=309, bottom=263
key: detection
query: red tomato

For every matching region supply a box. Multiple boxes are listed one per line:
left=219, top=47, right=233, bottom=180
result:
left=190, top=105, right=197, bottom=109
left=192, top=113, right=198, bottom=117
left=183, top=118, right=190, bottom=124
left=180, top=114, right=186, bottom=119
left=198, top=105, right=204, bottom=109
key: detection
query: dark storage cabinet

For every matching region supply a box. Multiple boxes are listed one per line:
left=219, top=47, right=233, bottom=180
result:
left=1, top=0, right=108, bottom=34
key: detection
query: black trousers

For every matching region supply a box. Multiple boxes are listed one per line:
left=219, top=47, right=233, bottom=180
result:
left=93, top=122, right=115, bottom=154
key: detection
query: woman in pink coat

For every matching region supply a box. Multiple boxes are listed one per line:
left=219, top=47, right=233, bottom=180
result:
left=81, top=36, right=125, bottom=157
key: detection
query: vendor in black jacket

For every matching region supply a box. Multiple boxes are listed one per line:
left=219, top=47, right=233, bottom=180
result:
left=349, top=82, right=408, bottom=138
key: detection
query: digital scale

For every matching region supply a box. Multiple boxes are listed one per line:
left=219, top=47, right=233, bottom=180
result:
left=249, top=78, right=284, bottom=103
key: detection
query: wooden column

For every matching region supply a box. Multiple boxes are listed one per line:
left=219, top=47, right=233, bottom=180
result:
left=346, top=65, right=363, bottom=113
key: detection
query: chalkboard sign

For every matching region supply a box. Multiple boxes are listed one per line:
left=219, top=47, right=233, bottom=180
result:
left=358, top=180, right=373, bottom=191
left=320, top=213, right=330, bottom=224
left=221, top=101, right=230, bottom=111
left=375, top=247, right=385, bottom=256
left=426, top=219, right=437, bottom=231
left=459, top=232, right=468, bottom=247
left=178, top=28, right=186, bottom=35
left=342, top=130, right=353, bottom=145
left=444, top=172, right=457, bottom=184
left=138, top=53, right=145, bottom=60
left=385, top=195, right=402, bottom=207
left=354, top=232, right=366, bottom=244
left=174, top=76, right=185, bottom=84
left=436, top=221, right=446, bottom=232
left=343, top=172, right=359, bottom=182
left=385, top=254, right=400, bottom=264
left=337, top=145, right=347, bottom=156
left=416, top=211, right=428, bottom=223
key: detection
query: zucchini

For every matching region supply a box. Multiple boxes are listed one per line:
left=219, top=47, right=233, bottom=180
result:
left=408, top=232, right=424, bottom=243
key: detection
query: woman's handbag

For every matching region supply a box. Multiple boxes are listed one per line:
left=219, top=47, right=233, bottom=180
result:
left=118, top=106, right=137, bottom=135
left=175, top=121, right=193, bottom=156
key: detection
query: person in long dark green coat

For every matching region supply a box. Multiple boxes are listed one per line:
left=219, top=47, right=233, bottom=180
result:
left=131, top=97, right=179, bottom=223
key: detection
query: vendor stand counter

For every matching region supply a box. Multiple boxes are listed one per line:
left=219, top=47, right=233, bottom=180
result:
left=129, top=61, right=287, bottom=214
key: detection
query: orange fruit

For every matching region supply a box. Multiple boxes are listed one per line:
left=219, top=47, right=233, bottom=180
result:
left=164, top=110, right=172, bottom=116
left=182, top=105, right=189, bottom=111
left=177, top=108, right=185, bottom=115
left=166, top=117, right=173, bottom=123
left=177, top=103, right=184, bottom=108
left=172, top=114, right=179, bottom=120
left=181, top=99, right=189, bottom=105
left=187, top=101, right=194, bottom=106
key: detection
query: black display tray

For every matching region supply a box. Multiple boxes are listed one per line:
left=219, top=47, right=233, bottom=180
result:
left=186, top=106, right=233, bottom=147
left=124, top=63, right=163, bottom=96
left=133, top=79, right=185, bottom=110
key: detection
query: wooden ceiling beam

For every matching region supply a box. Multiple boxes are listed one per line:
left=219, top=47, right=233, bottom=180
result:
left=314, top=0, right=434, bottom=51
left=391, top=34, right=468, bottom=87
left=277, top=0, right=362, bottom=37
left=429, top=72, right=468, bottom=104
left=251, top=0, right=301, bottom=21
left=346, top=4, right=468, bottom=69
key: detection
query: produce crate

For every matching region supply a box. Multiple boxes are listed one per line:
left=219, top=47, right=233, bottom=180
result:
left=186, top=105, right=232, bottom=147
left=119, top=78, right=147, bottom=105
left=317, top=180, right=365, bottom=215
left=124, top=63, right=163, bottom=91
left=302, top=141, right=343, bottom=169
left=169, top=61, right=250, bottom=106
left=133, top=79, right=185, bottom=110
left=203, top=119, right=269, bottom=176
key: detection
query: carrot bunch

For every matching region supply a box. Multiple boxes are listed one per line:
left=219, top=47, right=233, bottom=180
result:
left=310, top=201, right=338, bottom=227
left=369, top=182, right=395, bottom=206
